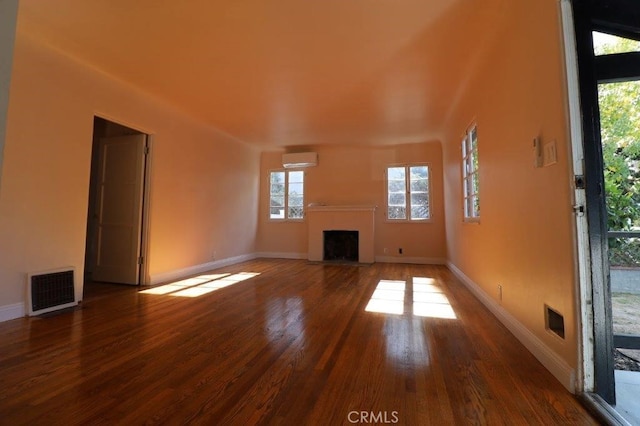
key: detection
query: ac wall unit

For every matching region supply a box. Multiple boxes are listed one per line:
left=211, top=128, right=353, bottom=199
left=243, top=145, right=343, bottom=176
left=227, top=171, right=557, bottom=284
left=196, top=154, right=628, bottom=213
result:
left=282, top=152, right=318, bottom=169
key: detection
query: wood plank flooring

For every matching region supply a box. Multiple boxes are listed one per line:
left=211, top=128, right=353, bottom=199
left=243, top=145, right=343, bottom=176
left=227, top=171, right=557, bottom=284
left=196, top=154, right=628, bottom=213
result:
left=0, top=259, right=599, bottom=425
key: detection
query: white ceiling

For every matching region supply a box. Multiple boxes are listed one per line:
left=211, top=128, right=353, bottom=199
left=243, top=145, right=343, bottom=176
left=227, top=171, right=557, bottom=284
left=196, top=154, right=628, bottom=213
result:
left=16, top=0, right=509, bottom=147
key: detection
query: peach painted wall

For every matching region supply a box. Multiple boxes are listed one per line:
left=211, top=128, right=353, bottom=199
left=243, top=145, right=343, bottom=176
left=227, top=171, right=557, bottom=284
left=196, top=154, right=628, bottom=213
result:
left=256, top=143, right=446, bottom=262
left=442, top=1, right=578, bottom=371
left=0, top=32, right=259, bottom=313
left=0, top=0, right=19, bottom=191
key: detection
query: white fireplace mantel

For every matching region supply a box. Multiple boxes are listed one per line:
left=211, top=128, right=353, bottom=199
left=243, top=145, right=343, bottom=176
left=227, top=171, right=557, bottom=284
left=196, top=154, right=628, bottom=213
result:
left=307, top=205, right=377, bottom=263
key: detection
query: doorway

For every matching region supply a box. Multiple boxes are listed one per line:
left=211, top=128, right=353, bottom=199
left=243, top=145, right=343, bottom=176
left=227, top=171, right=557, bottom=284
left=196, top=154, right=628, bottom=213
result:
left=570, top=0, right=640, bottom=423
left=84, top=117, right=150, bottom=286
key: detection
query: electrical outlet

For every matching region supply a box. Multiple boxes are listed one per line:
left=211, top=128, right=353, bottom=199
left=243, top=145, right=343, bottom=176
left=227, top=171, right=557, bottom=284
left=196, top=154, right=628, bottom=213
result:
left=383, top=248, right=388, bottom=254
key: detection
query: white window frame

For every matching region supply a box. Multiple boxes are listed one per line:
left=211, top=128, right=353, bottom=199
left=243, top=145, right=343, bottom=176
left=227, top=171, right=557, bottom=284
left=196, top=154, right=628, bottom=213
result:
left=385, top=163, right=431, bottom=222
left=269, top=169, right=305, bottom=221
left=462, top=124, right=480, bottom=221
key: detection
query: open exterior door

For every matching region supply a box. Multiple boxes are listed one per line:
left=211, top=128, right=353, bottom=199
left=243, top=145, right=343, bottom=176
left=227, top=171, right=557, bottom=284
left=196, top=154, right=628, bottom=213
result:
left=572, top=0, right=640, bottom=410
left=92, top=134, right=147, bottom=285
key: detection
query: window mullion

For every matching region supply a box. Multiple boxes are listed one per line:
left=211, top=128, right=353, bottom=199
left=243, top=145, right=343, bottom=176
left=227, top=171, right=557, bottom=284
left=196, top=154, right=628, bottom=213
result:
left=407, top=166, right=411, bottom=220
left=284, top=171, right=289, bottom=219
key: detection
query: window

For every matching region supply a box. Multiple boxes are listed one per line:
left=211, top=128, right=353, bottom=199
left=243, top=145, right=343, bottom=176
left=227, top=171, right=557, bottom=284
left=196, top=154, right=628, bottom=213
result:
left=386, top=164, right=430, bottom=221
left=269, top=170, right=304, bottom=220
left=462, top=124, right=480, bottom=220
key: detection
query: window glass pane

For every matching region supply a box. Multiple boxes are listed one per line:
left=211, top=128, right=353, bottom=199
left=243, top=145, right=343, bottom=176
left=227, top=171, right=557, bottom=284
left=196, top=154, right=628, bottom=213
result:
left=472, top=173, right=480, bottom=195
left=388, top=167, right=406, bottom=180
left=271, top=171, right=285, bottom=184
left=271, top=183, right=285, bottom=195
left=470, top=127, right=477, bottom=150
left=388, top=206, right=406, bottom=220
left=388, top=193, right=406, bottom=206
left=288, top=182, right=303, bottom=197
left=388, top=179, right=406, bottom=192
left=288, top=206, right=304, bottom=219
left=288, top=171, right=304, bottom=183
left=410, top=178, right=428, bottom=192
left=270, top=195, right=284, bottom=207
left=593, top=31, right=640, bottom=56
left=411, top=205, right=429, bottom=220
left=289, top=194, right=303, bottom=207
left=410, top=166, right=428, bottom=179
left=270, top=208, right=285, bottom=218
left=411, top=192, right=429, bottom=207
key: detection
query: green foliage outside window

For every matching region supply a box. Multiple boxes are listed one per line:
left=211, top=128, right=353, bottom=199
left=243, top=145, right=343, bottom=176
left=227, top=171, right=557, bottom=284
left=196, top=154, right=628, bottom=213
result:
left=595, top=35, right=640, bottom=266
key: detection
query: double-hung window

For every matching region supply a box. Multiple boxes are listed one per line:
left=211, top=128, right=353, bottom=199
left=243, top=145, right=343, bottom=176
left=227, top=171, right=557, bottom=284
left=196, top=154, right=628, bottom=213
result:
left=269, top=170, right=305, bottom=220
left=462, top=124, right=480, bottom=220
left=386, top=164, right=430, bottom=221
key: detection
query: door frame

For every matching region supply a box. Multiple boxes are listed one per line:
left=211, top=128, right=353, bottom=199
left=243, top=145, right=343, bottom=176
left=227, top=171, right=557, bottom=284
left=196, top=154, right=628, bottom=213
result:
left=568, top=0, right=640, bottom=413
left=85, top=116, right=153, bottom=286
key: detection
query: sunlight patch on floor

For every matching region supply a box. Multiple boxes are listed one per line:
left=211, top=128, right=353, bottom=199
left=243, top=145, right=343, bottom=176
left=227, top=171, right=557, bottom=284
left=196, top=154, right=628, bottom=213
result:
left=365, top=280, right=406, bottom=315
left=141, top=272, right=259, bottom=297
left=412, top=276, right=457, bottom=319
left=365, top=276, right=457, bottom=319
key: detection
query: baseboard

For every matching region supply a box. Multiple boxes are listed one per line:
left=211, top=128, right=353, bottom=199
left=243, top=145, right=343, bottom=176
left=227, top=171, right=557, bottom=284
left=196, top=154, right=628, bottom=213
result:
left=375, top=256, right=445, bottom=265
left=149, top=253, right=258, bottom=285
left=0, top=302, right=25, bottom=323
left=254, top=253, right=446, bottom=264
left=255, top=252, right=308, bottom=260
left=447, top=262, right=576, bottom=393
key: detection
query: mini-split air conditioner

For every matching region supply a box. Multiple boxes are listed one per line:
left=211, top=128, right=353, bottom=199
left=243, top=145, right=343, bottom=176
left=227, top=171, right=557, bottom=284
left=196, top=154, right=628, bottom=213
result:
left=282, top=152, right=318, bottom=169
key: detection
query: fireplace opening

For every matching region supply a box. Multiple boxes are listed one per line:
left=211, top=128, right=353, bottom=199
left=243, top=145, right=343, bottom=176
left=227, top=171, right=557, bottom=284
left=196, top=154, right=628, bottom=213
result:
left=323, top=230, right=359, bottom=262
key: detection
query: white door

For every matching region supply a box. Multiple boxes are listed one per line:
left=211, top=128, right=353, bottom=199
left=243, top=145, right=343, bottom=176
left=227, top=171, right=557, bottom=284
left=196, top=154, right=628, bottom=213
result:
left=93, top=134, right=147, bottom=285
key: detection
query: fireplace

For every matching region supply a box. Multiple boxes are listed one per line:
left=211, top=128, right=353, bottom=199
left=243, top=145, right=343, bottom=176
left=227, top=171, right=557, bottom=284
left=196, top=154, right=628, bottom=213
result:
left=324, top=230, right=359, bottom=262
left=307, top=205, right=376, bottom=263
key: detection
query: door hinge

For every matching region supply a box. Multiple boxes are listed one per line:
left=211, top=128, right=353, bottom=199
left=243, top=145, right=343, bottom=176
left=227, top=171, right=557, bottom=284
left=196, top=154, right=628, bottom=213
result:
left=138, top=256, right=144, bottom=265
left=573, top=205, right=585, bottom=217
left=144, top=146, right=150, bottom=155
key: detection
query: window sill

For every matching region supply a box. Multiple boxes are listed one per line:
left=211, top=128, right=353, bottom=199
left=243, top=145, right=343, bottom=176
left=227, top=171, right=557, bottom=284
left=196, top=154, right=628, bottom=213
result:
left=385, top=219, right=433, bottom=224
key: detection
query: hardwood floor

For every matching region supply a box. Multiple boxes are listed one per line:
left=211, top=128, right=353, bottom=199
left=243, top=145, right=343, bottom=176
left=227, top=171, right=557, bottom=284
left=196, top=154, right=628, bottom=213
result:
left=0, top=259, right=599, bottom=425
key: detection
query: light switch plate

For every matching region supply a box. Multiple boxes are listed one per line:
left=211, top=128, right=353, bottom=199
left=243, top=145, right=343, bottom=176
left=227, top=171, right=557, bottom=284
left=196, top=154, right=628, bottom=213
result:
left=543, top=140, right=557, bottom=166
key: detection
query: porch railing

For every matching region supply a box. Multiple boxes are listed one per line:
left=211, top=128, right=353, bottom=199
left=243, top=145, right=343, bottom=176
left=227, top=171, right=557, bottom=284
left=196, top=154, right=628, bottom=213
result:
left=608, top=231, right=640, bottom=351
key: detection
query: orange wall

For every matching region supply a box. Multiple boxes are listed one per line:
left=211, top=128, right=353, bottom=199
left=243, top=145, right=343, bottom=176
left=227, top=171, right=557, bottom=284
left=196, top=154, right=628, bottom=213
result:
left=257, top=143, right=446, bottom=262
left=0, top=32, right=260, bottom=308
left=442, top=1, right=578, bottom=368
left=0, top=0, right=19, bottom=192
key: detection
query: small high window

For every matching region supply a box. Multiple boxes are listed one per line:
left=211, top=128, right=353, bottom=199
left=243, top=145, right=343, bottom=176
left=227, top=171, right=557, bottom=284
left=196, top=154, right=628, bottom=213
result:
left=269, top=170, right=305, bottom=220
left=462, top=125, right=480, bottom=221
left=386, top=164, right=430, bottom=221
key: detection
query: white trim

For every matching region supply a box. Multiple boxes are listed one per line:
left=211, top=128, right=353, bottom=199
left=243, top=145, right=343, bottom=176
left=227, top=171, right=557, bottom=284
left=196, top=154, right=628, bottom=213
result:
left=376, top=256, right=445, bottom=265
left=0, top=303, right=25, bottom=323
left=448, top=261, right=576, bottom=393
left=559, top=0, right=593, bottom=394
left=149, top=254, right=257, bottom=285
left=307, top=205, right=377, bottom=212
left=256, top=252, right=308, bottom=260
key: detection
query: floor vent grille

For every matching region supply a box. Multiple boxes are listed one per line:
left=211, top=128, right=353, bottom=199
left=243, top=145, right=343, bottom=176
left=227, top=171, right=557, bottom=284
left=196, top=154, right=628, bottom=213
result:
left=27, top=269, right=77, bottom=316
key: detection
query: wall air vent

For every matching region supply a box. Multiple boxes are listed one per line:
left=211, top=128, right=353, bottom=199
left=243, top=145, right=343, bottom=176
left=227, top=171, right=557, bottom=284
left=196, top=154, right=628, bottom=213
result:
left=27, top=268, right=78, bottom=316
left=282, top=152, right=318, bottom=169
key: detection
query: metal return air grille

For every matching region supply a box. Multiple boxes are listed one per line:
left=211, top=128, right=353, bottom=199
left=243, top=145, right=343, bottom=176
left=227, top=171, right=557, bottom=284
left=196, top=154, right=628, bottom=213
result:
left=28, top=269, right=76, bottom=315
